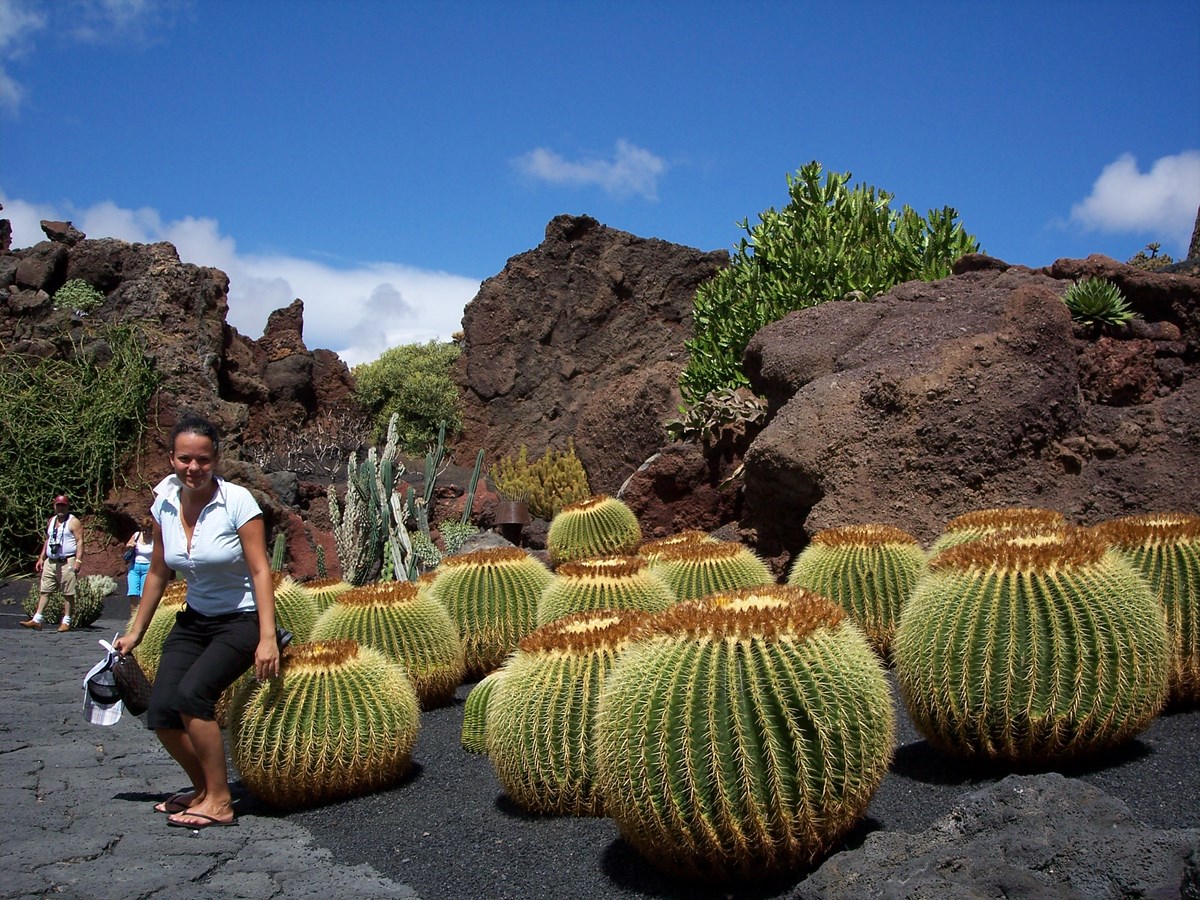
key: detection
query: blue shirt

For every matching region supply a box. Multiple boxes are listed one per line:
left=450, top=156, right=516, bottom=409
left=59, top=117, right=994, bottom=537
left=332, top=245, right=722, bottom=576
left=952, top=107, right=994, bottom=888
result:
left=152, top=474, right=263, bottom=615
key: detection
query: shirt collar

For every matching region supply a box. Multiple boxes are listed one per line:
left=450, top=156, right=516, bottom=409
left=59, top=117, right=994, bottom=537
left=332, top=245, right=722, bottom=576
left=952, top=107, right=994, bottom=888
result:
left=154, top=474, right=227, bottom=507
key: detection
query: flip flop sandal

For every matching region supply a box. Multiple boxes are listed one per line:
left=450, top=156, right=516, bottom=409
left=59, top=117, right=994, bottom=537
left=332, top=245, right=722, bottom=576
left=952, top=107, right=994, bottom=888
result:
left=154, top=791, right=195, bottom=814
left=167, top=812, right=238, bottom=830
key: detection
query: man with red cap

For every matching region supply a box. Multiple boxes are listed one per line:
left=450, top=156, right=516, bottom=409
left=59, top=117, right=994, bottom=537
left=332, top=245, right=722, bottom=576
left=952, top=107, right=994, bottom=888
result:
left=21, top=495, right=85, bottom=632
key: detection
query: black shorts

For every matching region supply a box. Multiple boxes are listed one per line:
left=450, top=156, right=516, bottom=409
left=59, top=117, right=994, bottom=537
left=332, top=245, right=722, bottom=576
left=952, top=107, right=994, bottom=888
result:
left=146, top=606, right=259, bottom=730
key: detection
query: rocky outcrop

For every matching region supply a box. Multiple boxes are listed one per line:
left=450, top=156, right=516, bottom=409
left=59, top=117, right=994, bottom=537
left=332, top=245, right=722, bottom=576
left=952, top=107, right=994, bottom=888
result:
left=797, top=774, right=1200, bottom=898
left=739, top=254, right=1200, bottom=560
left=454, top=214, right=728, bottom=494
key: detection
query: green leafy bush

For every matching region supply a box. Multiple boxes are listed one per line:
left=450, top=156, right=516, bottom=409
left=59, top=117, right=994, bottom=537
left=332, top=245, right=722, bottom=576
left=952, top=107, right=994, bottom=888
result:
left=1062, top=277, right=1134, bottom=328
left=681, top=161, right=980, bottom=403
left=490, top=443, right=591, bottom=520
left=664, top=387, right=766, bottom=444
left=52, top=279, right=105, bottom=314
left=352, top=340, right=462, bottom=453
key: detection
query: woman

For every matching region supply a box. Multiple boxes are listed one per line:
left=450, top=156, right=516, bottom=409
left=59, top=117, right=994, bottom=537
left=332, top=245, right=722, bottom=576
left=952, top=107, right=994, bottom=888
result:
left=114, top=414, right=279, bottom=829
left=124, top=518, right=154, bottom=616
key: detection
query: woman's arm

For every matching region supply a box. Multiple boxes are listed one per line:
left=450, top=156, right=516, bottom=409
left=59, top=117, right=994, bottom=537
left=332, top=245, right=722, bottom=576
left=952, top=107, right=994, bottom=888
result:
left=238, top=515, right=280, bottom=680
left=114, top=521, right=170, bottom=655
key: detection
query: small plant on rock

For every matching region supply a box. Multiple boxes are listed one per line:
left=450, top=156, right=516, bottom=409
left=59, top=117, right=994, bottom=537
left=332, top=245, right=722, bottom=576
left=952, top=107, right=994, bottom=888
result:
left=52, top=279, right=104, bottom=315
left=1062, top=277, right=1134, bottom=329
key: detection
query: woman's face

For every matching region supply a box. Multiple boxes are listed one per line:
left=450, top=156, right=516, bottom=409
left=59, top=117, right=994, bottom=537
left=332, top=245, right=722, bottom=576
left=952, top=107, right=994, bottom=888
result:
left=170, top=432, right=218, bottom=495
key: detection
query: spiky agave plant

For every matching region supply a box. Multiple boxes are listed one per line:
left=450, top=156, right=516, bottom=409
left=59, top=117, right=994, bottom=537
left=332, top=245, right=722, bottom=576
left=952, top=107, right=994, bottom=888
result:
left=547, top=494, right=642, bottom=565
left=1062, top=277, right=1134, bottom=329
left=272, top=573, right=319, bottom=641
left=787, top=524, right=927, bottom=658
left=229, top=640, right=420, bottom=810
left=310, top=580, right=465, bottom=708
left=893, top=529, right=1170, bottom=763
left=645, top=540, right=772, bottom=601
left=301, top=576, right=354, bottom=614
left=537, top=556, right=676, bottom=626
left=430, top=547, right=554, bottom=679
left=1091, top=513, right=1200, bottom=705
left=638, top=530, right=717, bottom=561
left=487, top=609, right=652, bottom=816
left=928, top=506, right=1067, bottom=557
left=461, top=669, right=505, bottom=754
left=595, top=585, right=893, bottom=880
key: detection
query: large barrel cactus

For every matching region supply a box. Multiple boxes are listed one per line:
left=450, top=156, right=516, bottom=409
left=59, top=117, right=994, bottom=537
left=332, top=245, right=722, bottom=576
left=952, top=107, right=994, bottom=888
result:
left=547, top=494, right=642, bottom=565
left=229, top=640, right=420, bottom=810
left=301, top=576, right=354, bottom=614
left=487, top=609, right=652, bottom=816
left=536, top=556, right=676, bottom=626
left=638, top=530, right=717, bottom=561
left=787, top=523, right=927, bottom=658
left=461, top=669, right=505, bottom=754
left=929, top=506, right=1066, bottom=556
left=595, top=585, right=893, bottom=879
left=646, top=540, right=772, bottom=601
left=1091, top=513, right=1200, bottom=705
left=130, top=581, right=190, bottom=680
left=430, top=547, right=553, bottom=678
left=272, top=573, right=319, bottom=641
left=893, top=529, right=1170, bottom=763
left=310, top=580, right=465, bottom=708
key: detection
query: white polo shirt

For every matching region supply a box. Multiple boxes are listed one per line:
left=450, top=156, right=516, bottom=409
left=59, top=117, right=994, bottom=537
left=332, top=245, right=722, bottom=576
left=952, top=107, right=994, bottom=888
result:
left=152, top=474, right=263, bottom=615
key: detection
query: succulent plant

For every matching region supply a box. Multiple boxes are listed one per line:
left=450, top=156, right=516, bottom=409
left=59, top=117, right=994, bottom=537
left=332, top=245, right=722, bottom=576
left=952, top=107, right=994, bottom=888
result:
left=229, top=640, right=420, bottom=810
left=893, top=529, right=1170, bottom=763
left=637, top=530, right=718, bottom=561
left=546, top=494, right=642, bottom=565
left=486, top=609, right=652, bottom=816
left=129, top=581, right=190, bottom=680
left=928, top=506, right=1067, bottom=557
left=645, top=540, right=772, bottom=601
left=536, top=556, right=676, bottom=626
left=310, top=579, right=465, bottom=708
left=595, top=585, right=893, bottom=879
left=272, top=573, right=319, bottom=641
left=461, top=669, right=505, bottom=754
left=1062, top=277, right=1134, bottom=328
left=1091, top=513, right=1200, bottom=705
left=301, top=576, right=354, bottom=614
left=429, top=547, right=554, bottom=678
left=787, top=524, right=927, bottom=658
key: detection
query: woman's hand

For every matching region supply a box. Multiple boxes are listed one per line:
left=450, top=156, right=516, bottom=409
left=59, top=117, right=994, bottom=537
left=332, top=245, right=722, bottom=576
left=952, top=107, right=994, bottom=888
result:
left=254, top=637, right=280, bottom=682
left=113, top=633, right=140, bottom=656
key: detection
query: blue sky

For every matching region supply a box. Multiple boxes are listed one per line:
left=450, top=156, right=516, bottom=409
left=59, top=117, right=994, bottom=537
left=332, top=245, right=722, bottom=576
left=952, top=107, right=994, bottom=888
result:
left=3, top=0, right=1198, bottom=365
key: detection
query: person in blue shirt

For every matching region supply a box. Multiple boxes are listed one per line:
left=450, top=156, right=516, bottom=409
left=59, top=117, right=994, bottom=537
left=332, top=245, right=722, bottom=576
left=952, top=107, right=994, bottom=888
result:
left=114, top=414, right=279, bottom=829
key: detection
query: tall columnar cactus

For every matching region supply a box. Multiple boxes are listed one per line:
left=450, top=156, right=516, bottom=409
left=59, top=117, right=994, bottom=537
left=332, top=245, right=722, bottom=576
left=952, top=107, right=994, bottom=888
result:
left=595, top=586, right=893, bottom=879
left=929, top=506, right=1067, bottom=556
left=461, top=669, right=505, bottom=754
left=310, top=580, right=465, bottom=708
left=536, top=556, right=676, bottom=626
left=430, top=547, right=554, bottom=678
left=646, top=540, right=772, bottom=601
left=272, top=573, right=319, bottom=641
left=547, top=494, right=642, bottom=565
left=893, top=530, right=1170, bottom=763
left=229, top=640, right=420, bottom=810
left=1091, top=513, right=1200, bottom=705
left=301, top=576, right=354, bottom=614
left=787, top=523, right=927, bottom=658
left=487, top=609, right=653, bottom=816
left=638, top=530, right=717, bottom=562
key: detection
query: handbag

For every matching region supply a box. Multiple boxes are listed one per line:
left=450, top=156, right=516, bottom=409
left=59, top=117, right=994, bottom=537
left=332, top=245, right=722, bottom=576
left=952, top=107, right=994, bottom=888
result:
left=123, top=547, right=136, bottom=564
left=99, top=639, right=153, bottom=715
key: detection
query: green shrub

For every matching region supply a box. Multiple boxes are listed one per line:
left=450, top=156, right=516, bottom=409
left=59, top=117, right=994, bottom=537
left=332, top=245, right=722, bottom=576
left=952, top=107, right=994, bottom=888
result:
left=1126, top=242, right=1174, bottom=271
left=352, top=340, right=462, bottom=453
left=1062, top=277, right=1134, bottom=329
left=52, top=279, right=104, bottom=314
left=681, top=160, right=979, bottom=403
left=490, top=443, right=591, bottom=520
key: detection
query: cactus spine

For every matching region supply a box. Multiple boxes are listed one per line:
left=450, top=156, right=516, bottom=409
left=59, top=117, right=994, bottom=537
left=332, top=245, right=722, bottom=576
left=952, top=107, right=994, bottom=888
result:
left=547, top=494, right=642, bottom=565
left=787, top=523, right=927, bottom=658
left=929, top=506, right=1066, bottom=556
left=310, top=580, right=465, bottom=708
left=229, top=640, right=420, bottom=809
left=272, top=573, right=319, bottom=641
left=536, top=556, right=676, bottom=626
left=595, top=586, right=893, bottom=879
left=646, top=540, right=772, bottom=601
left=461, top=669, right=505, bottom=754
left=487, top=609, right=652, bottom=816
left=301, top=576, right=354, bottom=614
left=1092, top=513, right=1200, bottom=705
left=893, top=530, right=1170, bottom=763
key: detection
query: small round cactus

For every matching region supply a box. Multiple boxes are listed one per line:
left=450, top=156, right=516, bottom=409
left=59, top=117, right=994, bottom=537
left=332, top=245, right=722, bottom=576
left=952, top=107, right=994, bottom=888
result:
left=310, top=580, right=465, bottom=708
left=536, top=556, right=676, bottom=626
left=547, top=494, right=642, bottom=565
left=787, top=523, right=927, bottom=658
left=893, top=529, right=1170, bottom=763
left=461, top=669, right=505, bottom=754
left=1091, top=513, right=1200, bottom=705
left=486, top=609, right=652, bottom=816
left=229, top=640, right=420, bottom=810
left=301, top=576, right=354, bottom=614
left=430, top=547, right=554, bottom=679
left=595, top=585, right=893, bottom=879
left=929, top=506, right=1067, bottom=556
left=272, top=573, right=319, bottom=641
left=646, top=540, right=772, bottom=601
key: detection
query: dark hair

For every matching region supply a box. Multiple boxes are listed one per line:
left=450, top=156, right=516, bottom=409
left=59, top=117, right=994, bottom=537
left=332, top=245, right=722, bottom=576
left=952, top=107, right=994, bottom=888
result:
left=170, top=414, right=221, bottom=455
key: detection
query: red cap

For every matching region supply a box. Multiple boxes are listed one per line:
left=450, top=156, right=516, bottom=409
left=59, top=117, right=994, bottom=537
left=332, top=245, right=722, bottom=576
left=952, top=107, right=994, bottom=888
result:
left=53, top=495, right=69, bottom=505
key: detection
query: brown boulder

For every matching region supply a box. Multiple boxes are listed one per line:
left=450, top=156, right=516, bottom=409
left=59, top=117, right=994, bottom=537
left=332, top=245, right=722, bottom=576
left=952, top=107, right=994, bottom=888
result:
left=41, top=220, right=86, bottom=246
left=15, top=241, right=68, bottom=293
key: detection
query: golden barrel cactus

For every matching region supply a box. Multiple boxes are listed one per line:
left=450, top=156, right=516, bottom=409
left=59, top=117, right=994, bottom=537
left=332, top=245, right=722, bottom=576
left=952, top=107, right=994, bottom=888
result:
left=461, top=669, right=505, bottom=754
left=301, top=576, right=354, bottom=614
left=646, top=540, right=772, bottom=601
left=547, top=494, right=642, bottom=565
left=536, top=556, right=675, bottom=626
left=929, top=506, right=1067, bottom=557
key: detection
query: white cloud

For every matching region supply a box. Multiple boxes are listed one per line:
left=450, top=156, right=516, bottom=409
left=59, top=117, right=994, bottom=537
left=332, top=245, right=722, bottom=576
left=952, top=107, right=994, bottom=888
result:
left=0, top=0, right=47, bottom=112
left=513, top=139, right=667, bottom=201
left=0, top=191, right=481, bottom=367
left=1070, top=151, right=1200, bottom=254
